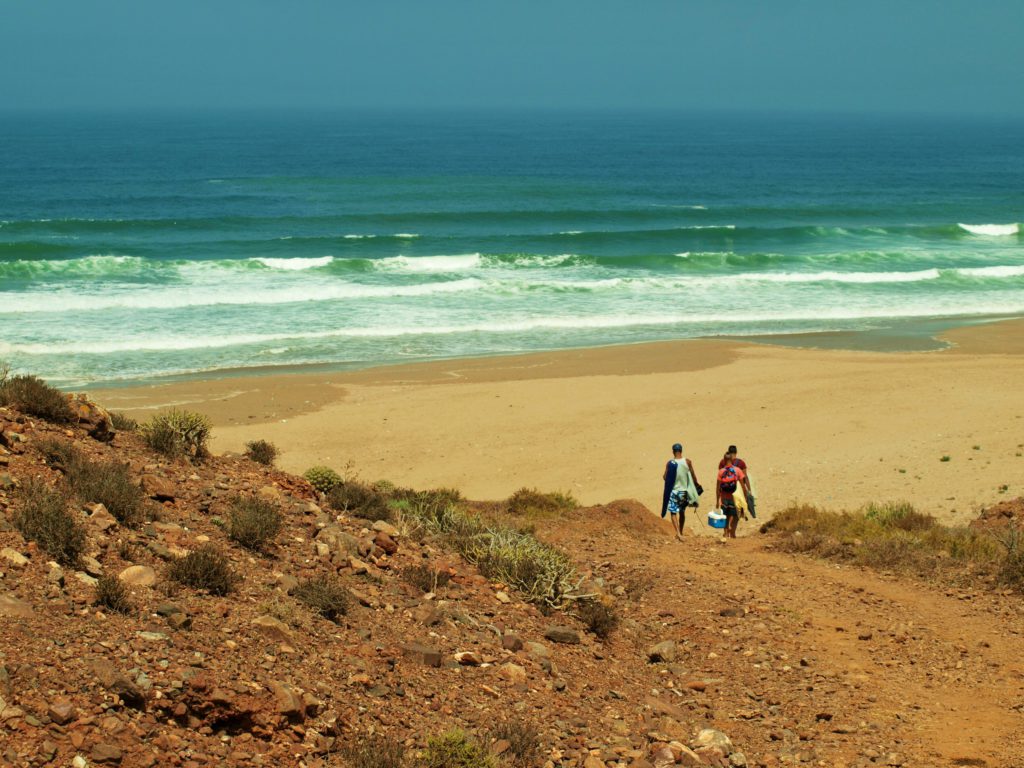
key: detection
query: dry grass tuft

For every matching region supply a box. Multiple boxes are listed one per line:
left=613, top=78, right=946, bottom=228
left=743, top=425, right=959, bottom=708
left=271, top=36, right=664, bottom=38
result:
left=14, top=478, right=86, bottom=566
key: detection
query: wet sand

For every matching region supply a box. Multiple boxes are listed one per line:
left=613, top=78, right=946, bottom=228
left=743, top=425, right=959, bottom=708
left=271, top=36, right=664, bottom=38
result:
left=93, top=319, right=1024, bottom=527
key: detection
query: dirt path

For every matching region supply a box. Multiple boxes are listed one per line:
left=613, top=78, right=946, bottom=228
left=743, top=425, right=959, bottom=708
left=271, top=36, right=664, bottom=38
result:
left=546, top=510, right=1024, bottom=766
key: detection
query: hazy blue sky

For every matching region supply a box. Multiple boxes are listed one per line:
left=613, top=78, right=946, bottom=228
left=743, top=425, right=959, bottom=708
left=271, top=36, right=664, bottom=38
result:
left=3, top=0, right=1022, bottom=115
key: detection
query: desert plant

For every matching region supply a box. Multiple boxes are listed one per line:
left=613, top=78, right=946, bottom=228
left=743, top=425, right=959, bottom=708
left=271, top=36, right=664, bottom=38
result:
left=109, top=411, right=139, bottom=431
left=166, top=545, right=236, bottom=595
left=422, top=730, right=495, bottom=768
left=303, top=465, right=342, bottom=494
left=327, top=480, right=391, bottom=521
left=245, top=439, right=278, bottom=466
left=227, top=495, right=282, bottom=551
left=141, top=409, right=211, bottom=460
left=996, top=524, right=1024, bottom=590
left=342, top=734, right=405, bottom=768
left=66, top=457, right=146, bottom=527
left=402, top=563, right=451, bottom=593
left=574, top=597, right=620, bottom=639
left=34, top=436, right=82, bottom=470
left=293, top=575, right=349, bottom=621
left=0, top=374, right=75, bottom=423
left=94, top=574, right=133, bottom=614
left=14, top=479, right=86, bottom=566
left=489, top=720, right=541, bottom=768
left=506, top=487, right=577, bottom=517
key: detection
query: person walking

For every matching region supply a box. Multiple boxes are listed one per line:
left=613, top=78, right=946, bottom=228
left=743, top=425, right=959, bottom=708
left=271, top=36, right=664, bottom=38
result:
left=719, top=444, right=756, bottom=519
left=716, top=448, right=751, bottom=539
left=661, top=443, right=701, bottom=541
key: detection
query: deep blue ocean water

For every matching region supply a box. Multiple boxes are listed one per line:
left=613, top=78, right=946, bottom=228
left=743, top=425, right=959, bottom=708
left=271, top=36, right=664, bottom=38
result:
left=2, top=110, right=1023, bottom=387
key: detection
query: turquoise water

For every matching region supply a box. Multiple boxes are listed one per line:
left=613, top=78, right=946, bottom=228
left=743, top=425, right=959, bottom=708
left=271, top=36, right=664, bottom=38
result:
left=2, top=111, right=1023, bottom=387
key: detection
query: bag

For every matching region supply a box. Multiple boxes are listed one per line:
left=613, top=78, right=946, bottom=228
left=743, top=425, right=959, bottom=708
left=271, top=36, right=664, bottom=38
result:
left=719, top=465, right=738, bottom=494
left=695, top=482, right=704, bottom=496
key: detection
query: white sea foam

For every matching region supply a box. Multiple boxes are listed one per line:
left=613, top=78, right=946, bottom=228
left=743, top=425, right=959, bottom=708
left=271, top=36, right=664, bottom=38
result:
left=251, top=256, right=334, bottom=270
left=741, top=269, right=942, bottom=284
left=956, top=265, right=1024, bottom=278
left=393, top=233, right=419, bottom=239
left=559, top=230, right=584, bottom=235
left=374, top=254, right=483, bottom=272
left=957, top=223, right=1020, bottom=236
left=343, top=234, right=376, bottom=239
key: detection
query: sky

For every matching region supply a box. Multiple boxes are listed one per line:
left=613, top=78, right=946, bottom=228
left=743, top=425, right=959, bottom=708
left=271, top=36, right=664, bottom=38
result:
left=3, top=0, right=1023, bottom=115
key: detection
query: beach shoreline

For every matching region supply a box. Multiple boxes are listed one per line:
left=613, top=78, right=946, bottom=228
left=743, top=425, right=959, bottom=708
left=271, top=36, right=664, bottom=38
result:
left=93, top=317, right=1024, bottom=530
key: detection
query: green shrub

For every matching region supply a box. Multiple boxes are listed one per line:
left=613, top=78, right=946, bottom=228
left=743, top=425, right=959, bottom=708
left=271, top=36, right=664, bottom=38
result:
left=575, top=597, right=620, bottom=639
left=142, top=409, right=211, bottom=460
left=402, top=563, right=451, bottom=593
left=422, top=730, right=495, bottom=768
left=327, top=480, right=391, bottom=521
left=245, top=439, right=278, bottom=466
left=94, top=575, right=133, bottom=614
left=14, top=479, right=86, bottom=566
left=294, top=575, right=350, bottom=621
left=167, top=545, right=236, bottom=595
left=303, top=466, right=342, bottom=494
left=67, top=457, right=146, bottom=527
left=489, top=720, right=541, bottom=768
left=342, top=734, right=405, bottom=768
left=227, top=495, right=282, bottom=551
left=507, top=487, right=577, bottom=517
left=863, top=501, right=936, bottom=532
left=0, top=374, right=75, bottom=423
left=109, top=411, right=139, bottom=431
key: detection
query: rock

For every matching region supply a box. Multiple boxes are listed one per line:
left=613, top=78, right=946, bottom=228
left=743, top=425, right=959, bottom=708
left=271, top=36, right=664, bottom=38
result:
left=498, top=662, right=527, bottom=684
left=373, top=531, right=398, bottom=555
left=166, top=612, right=192, bottom=631
left=0, top=472, right=15, bottom=490
left=720, top=607, right=745, bottom=618
left=81, top=555, right=104, bottom=577
left=501, top=633, right=524, bottom=652
left=90, top=743, right=123, bottom=763
left=454, top=651, right=482, bottom=666
left=118, top=565, right=157, bottom=587
left=651, top=744, right=676, bottom=768
left=400, top=642, right=442, bottom=668
left=276, top=574, right=299, bottom=594
left=269, top=681, right=304, bottom=720
left=155, top=602, right=184, bottom=617
left=347, top=556, right=370, bottom=575
left=684, top=681, right=707, bottom=692
left=73, top=756, right=88, bottom=768
left=669, top=742, right=704, bottom=767
left=74, top=572, right=98, bottom=588
left=257, top=485, right=283, bottom=501
left=583, top=756, right=605, bottom=768
left=372, top=520, right=399, bottom=536
left=495, top=590, right=512, bottom=604
left=88, top=504, right=119, bottom=531
left=316, top=526, right=360, bottom=558
left=251, top=615, right=293, bottom=643
left=691, top=729, right=733, bottom=756
left=47, top=563, right=65, bottom=587
left=544, top=626, right=581, bottom=644
left=0, top=548, right=28, bottom=568
left=140, top=474, right=176, bottom=502
left=525, top=641, right=550, bottom=658
left=0, top=593, right=33, bottom=619
left=68, top=394, right=116, bottom=443
left=47, top=700, right=77, bottom=725
left=729, top=752, right=748, bottom=767
left=91, top=661, right=146, bottom=709
left=647, top=640, right=677, bottom=663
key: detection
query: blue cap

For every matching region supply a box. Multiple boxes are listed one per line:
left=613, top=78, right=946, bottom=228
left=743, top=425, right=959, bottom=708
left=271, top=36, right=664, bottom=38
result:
left=672, top=443, right=683, bottom=452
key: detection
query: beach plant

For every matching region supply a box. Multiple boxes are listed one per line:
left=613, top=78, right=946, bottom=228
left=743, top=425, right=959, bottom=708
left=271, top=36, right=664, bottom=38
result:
left=109, top=411, right=139, bottom=431
left=226, top=495, right=282, bottom=551
left=995, top=524, right=1024, bottom=590
left=66, top=456, right=147, bottom=527
left=422, top=730, right=495, bottom=768
left=488, top=720, right=542, bottom=768
left=342, top=734, right=406, bottom=768
left=167, top=544, right=236, bottom=595
left=401, top=562, right=451, bottom=593
left=303, top=465, right=342, bottom=494
left=0, top=373, right=75, bottom=423
left=34, top=436, right=82, bottom=470
left=14, top=478, right=86, bottom=566
left=327, top=480, right=391, bottom=521
left=244, top=439, right=278, bottom=466
left=142, top=409, right=211, bottom=460
left=574, top=596, right=620, bottom=639
left=293, top=574, right=350, bottom=621
left=506, top=487, right=578, bottom=517
left=94, top=574, right=133, bottom=614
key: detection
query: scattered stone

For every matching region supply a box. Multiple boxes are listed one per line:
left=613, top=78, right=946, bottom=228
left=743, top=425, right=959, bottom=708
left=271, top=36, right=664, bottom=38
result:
left=544, top=626, right=581, bottom=644
left=501, top=633, right=524, bottom=652
left=648, top=640, right=678, bottom=663
left=0, top=548, right=28, bottom=568
left=0, top=593, right=33, bottom=618
left=251, top=615, right=293, bottom=643
left=88, top=504, right=119, bottom=531
left=47, top=700, right=77, bottom=725
left=372, top=520, right=399, bottom=536
left=269, top=681, right=304, bottom=720
left=691, top=729, right=733, bottom=756
left=498, top=662, right=527, bottom=684
left=140, top=474, right=176, bottom=502
left=495, top=590, right=512, bottom=604
left=400, top=643, right=442, bottom=668
left=373, top=531, right=398, bottom=555
left=91, top=743, right=123, bottom=764
left=454, top=651, right=482, bottom=666
left=81, top=555, right=104, bottom=578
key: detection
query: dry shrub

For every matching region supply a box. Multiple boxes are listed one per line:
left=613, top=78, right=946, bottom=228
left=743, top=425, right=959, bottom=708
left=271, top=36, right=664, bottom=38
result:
left=67, top=457, right=146, bottom=527
left=423, top=730, right=495, bottom=768
left=489, top=720, right=542, bottom=768
left=95, top=575, right=133, bottom=614
left=109, top=411, right=139, bottom=431
left=402, top=563, right=451, bottom=593
left=574, top=597, right=620, bottom=639
left=343, top=734, right=405, bottom=768
left=14, top=478, right=86, bottom=566
left=245, top=439, right=278, bottom=466
left=294, top=575, right=350, bottom=621
left=0, top=374, right=75, bottom=423
left=327, top=480, right=391, bottom=521
left=995, top=525, right=1024, bottom=590
left=35, top=436, right=82, bottom=469
left=167, top=545, right=236, bottom=595
left=507, top=487, right=577, bottom=517
left=227, top=495, right=282, bottom=551
left=142, top=409, right=211, bottom=460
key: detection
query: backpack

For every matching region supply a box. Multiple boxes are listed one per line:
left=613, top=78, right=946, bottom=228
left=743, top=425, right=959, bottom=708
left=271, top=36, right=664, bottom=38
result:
left=719, top=465, right=739, bottom=494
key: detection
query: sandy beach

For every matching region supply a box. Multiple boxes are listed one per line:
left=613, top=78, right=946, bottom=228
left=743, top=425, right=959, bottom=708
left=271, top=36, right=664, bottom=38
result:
left=93, top=318, right=1024, bottom=529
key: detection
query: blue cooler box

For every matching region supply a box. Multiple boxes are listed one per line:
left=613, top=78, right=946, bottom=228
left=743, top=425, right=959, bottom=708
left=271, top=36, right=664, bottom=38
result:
left=707, top=510, right=727, bottom=529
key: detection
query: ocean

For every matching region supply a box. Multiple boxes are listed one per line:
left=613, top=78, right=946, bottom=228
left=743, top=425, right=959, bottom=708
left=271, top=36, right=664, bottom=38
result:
left=2, top=110, right=1023, bottom=388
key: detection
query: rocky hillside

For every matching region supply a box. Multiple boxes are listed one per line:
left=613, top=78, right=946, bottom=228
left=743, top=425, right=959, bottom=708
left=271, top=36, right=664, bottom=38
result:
left=2, top=393, right=1022, bottom=768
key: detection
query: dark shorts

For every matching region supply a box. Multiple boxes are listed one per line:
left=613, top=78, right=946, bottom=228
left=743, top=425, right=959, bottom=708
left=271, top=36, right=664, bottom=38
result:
left=721, top=499, right=738, bottom=518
